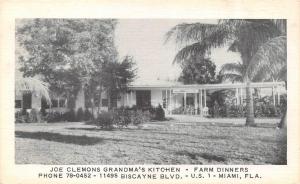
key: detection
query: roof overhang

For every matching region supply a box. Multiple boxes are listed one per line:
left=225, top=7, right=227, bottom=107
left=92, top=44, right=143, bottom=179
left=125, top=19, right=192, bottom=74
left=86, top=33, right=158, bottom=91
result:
left=128, top=81, right=286, bottom=91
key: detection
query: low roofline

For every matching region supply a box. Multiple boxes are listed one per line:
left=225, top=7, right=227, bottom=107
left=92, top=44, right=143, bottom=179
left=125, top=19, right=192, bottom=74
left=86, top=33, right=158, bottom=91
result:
left=128, top=81, right=285, bottom=90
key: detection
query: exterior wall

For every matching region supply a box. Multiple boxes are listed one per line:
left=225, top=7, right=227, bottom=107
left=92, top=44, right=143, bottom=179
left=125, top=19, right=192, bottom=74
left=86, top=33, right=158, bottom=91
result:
left=172, top=93, right=183, bottom=109
left=151, top=89, right=163, bottom=107
left=75, top=88, right=85, bottom=111
left=100, top=90, right=108, bottom=111
left=31, top=93, right=42, bottom=110
left=119, top=91, right=136, bottom=107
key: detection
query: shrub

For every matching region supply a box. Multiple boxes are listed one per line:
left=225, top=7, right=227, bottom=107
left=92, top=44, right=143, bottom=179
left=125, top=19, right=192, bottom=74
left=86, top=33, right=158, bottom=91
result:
left=28, top=108, right=41, bottom=123
left=95, top=111, right=114, bottom=129
left=64, top=109, right=76, bottom=122
left=131, top=110, right=145, bottom=125
left=46, top=111, right=63, bottom=123
left=40, top=107, right=47, bottom=116
left=154, top=104, right=165, bottom=121
left=76, top=108, right=84, bottom=121
left=84, top=109, right=94, bottom=121
left=113, top=109, right=131, bottom=127
left=15, top=110, right=28, bottom=123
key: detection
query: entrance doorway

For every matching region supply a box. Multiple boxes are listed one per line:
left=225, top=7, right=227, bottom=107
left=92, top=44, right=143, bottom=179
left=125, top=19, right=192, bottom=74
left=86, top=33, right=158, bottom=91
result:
left=136, top=90, right=151, bottom=108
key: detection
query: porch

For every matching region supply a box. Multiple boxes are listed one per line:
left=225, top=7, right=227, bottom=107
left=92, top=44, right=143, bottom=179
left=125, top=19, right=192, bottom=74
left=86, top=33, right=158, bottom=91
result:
left=126, top=81, right=286, bottom=117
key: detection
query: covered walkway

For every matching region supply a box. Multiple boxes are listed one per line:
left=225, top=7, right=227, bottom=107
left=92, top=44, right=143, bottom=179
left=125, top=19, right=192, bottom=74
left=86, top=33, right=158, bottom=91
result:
left=128, top=81, right=286, bottom=117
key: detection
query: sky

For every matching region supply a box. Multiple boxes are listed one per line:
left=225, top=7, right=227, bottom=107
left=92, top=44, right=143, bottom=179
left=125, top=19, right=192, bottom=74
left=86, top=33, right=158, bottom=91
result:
left=115, top=19, right=241, bottom=82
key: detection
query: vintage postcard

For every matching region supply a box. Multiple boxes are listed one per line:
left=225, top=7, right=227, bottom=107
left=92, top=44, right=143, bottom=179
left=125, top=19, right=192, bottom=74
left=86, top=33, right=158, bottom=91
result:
left=0, top=0, right=300, bottom=183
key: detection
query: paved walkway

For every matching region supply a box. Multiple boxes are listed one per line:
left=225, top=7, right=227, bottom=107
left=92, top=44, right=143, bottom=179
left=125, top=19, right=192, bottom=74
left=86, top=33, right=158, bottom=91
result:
left=167, top=114, right=280, bottom=125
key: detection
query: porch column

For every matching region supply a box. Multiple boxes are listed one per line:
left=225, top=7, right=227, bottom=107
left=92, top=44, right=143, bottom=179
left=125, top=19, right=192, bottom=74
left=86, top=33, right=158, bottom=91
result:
left=240, top=88, right=243, bottom=104
left=204, top=89, right=207, bottom=107
left=169, top=89, right=172, bottom=115
left=194, top=93, right=198, bottom=115
left=272, top=86, right=276, bottom=106
left=130, top=91, right=133, bottom=107
left=184, top=92, right=187, bottom=110
left=236, top=88, right=240, bottom=105
left=126, top=92, right=129, bottom=107
left=165, top=90, right=168, bottom=109
left=277, top=86, right=280, bottom=105
left=200, top=89, right=203, bottom=116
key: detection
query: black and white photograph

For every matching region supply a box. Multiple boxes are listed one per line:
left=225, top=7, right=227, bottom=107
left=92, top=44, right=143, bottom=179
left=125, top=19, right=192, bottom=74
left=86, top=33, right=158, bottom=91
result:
left=14, top=19, right=287, bottom=165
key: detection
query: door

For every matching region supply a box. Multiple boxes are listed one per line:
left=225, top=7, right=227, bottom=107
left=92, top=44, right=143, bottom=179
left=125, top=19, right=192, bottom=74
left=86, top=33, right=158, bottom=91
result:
left=22, top=93, right=32, bottom=109
left=136, top=90, right=151, bottom=108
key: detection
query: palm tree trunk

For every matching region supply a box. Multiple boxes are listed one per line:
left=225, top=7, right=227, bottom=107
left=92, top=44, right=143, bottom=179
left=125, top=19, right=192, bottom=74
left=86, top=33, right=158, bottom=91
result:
left=97, top=86, right=102, bottom=117
left=278, top=80, right=287, bottom=129
left=245, top=81, right=256, bottom=126
left=278, top=109, right=286, bottom=128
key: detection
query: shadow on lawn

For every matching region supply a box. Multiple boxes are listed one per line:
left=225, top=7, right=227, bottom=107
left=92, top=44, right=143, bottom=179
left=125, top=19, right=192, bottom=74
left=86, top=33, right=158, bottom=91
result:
left=66, top=127, right=116, bottom=131
left=176, top=150, right=226, bottom=163
left=15, top=131, right=121, bottom=145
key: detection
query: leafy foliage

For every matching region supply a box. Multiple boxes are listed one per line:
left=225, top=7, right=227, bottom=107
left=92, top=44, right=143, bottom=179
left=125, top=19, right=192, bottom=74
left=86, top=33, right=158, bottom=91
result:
left=166, top=19, right=287, bottom=126
left=15, top=77, right=51, bottom=103
left=99, top=56, right=136, bottom=109
left=76, top=108, right=84, bottom=121
left=16, top=19, right=118, bottom=107
left=179, top=57, right=217, bottom=84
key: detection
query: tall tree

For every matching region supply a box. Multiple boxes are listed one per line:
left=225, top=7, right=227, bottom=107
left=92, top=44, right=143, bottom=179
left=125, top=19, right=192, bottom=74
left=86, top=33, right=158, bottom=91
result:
left=15, top=77, right=51, bottom=103
left=100, top=55, right=136, bottom=109
left=178, top=55, right=217, bottom=84
left=165, top=19, right=286, bottom=126
left=16, top=19, right=118, bottom=109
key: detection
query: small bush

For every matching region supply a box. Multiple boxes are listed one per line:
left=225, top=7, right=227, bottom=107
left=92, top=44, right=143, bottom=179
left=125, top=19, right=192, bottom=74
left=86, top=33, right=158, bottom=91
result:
left=131, top=110, right=145, bottom=125
left=46, top=111, right=63, bottom=123
left=113, top=109, right=131, bottom=128
left=95, top=112, right=114, bottom=129
left=40, top=107, right=47, bottom=116
left=154, top=104, right=165, bottom=121
left=15, top=110, right=28, bottom=123
left=28, top=108, right=41, bottom=123
left=76, top=108, right=84, bottom=121
left=84, top=109, right=93, bottom=121
left=64, top=109, right=76, bottom=122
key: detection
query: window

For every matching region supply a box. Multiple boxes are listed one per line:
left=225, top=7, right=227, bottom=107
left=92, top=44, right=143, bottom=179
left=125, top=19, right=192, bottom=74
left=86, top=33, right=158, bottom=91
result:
left=136, top=90, right=151, bottom=108
left=51, top=99, right=58, bottom=108
left=15, top=100, right=22, bottom=108
left=59, top=99, right=66, bottom=107
left=41, top=98, right=50, bottom=109
left=102, top=99, right=108, bottom=107
left=22, top=93, right=32, bottom=109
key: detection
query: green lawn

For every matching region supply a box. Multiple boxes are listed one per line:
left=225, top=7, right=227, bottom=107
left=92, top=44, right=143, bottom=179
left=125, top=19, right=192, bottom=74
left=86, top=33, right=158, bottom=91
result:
left=15, top=119, right=286, bottom=165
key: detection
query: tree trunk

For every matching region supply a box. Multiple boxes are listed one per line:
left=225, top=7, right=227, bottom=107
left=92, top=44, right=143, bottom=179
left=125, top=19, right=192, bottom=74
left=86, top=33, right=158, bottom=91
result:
left=245, top=81, right=256, bottom=126
left=91, top=97, right=95, bottom=120
left=278, top=81, right=287, bottom=129
left=97, top=86, right=102, bottom=117
left=107, top=90, right=111, bottom=110
left=278, top=109, right=286, bottom=128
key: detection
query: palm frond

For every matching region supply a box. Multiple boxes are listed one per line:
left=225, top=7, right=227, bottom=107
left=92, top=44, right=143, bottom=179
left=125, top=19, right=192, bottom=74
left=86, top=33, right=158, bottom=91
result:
left=172, top=27, right=230, bottom=64
left=221, top=19, right=283, bottom=62
left=247, top=36, right=286, bottom=81
left=15, top=77, right=51, bottom=103
left=219, top=62, right=244, bottom=76
left=173, top=42, right=206, bottom=64
left=221, top=73, right=243, bottom=83
left=164, top=23, right=218, bottom=44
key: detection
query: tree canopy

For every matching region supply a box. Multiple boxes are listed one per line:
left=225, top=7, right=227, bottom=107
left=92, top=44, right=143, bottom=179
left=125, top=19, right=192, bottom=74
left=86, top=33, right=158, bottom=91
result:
left=165, top=19, right=287, bottom=126
left=16, top=19, right=118, bottom=99
left=178, top=56, right=217, bottom=84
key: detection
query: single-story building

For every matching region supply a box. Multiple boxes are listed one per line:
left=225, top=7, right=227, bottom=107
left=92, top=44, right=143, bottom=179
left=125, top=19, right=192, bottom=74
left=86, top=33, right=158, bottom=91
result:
left=15, top=79, right=286, bottom=117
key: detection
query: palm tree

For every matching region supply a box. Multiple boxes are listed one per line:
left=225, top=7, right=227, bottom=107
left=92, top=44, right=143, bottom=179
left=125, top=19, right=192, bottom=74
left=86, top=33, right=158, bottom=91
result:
left=247, top=35, right=287, bottom=128
left=15, top=77, right=51, bottom=104
left=165, top=19, right=286, bottom=126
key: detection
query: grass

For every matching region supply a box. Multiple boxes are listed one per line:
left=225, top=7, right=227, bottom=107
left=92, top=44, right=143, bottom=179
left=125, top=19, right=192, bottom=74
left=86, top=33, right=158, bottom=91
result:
left=15, top=118, right=286, bottom=165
